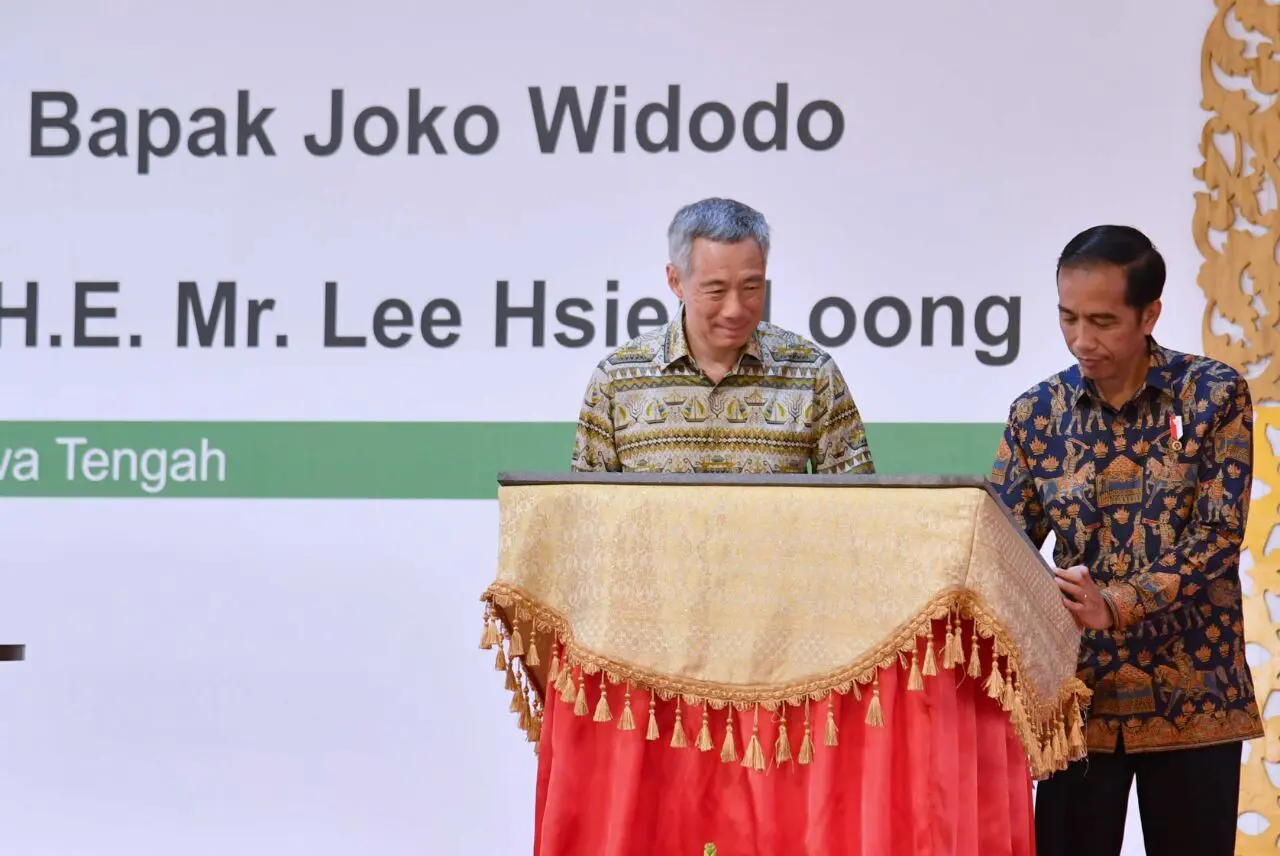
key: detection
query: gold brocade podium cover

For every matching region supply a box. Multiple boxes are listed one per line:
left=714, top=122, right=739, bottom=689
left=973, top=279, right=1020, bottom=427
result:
left=479, top=473, right=1091, bottom=780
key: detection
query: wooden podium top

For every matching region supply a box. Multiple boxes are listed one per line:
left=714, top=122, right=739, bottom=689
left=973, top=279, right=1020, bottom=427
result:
left=498, top=472, right=990, bottom=489
left=496, top=471, right=1047, bottom=573
left=0, top=645, right=25, bottom=661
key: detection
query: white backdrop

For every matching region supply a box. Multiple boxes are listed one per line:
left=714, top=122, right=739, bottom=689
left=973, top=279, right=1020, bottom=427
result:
left=0, top=1, right=1223, bottom=853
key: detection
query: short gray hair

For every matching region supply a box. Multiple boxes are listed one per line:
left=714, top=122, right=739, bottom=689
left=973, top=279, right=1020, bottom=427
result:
left=667, top=197, right=771, bottom=278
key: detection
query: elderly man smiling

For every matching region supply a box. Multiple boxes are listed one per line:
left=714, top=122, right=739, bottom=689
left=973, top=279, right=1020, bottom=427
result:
left=569, top=196, right=875, bottom=476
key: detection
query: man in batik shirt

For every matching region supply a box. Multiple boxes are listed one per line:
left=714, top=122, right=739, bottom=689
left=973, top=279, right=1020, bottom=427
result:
left=989, top=225, right=1263, bottom=856
left=571, top=197, right=875, bottom=476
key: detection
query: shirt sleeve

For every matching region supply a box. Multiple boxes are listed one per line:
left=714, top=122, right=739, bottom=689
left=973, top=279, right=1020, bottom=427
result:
left=988, top=404, right=1052, bottom=549
left=1104, top=373, right=1254, bottom=629
left=570, top=363, right=621, bottom=472
left=812, top=359, right=875, bottom=475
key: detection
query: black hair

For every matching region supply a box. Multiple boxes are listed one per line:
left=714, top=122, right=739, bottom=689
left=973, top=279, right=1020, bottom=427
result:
left=1057, top=225, right=1165, bottom=309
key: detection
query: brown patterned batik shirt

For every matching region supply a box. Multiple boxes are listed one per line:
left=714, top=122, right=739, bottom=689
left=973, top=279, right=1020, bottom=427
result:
left=571, top=308, right=875, bottom=475
left=989, top=338, right=1263, bottom=753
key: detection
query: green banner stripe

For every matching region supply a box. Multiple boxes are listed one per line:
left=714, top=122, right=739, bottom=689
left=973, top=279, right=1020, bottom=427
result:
left=0, top=422, right=1003, bottom=499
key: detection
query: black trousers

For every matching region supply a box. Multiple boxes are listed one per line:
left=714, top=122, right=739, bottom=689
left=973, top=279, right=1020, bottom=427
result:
left=1033, top=739, right=1242, bottom=856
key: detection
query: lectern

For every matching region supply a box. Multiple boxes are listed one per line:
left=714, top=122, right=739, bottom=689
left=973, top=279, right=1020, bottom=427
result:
left=479, top=473, right=1089, bottom=856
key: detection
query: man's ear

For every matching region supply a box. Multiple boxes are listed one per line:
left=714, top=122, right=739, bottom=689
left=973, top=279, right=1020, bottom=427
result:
left=1141, top=300, right=1162, bottom=335
left=666, top=264, right=684, bottom=302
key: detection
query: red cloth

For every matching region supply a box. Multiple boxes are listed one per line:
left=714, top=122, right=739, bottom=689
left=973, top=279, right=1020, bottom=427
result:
left=533, top=621, right=1035, bottom=856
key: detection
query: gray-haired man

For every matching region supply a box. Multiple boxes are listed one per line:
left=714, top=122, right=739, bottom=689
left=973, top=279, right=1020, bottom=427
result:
left=571, top=197, right=876, bottom=475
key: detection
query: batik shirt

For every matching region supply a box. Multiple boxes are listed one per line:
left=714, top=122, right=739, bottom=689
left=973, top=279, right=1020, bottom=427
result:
left=571, top=309, right=875, bottom=475
left=989, top=338, right=1263, bottom=753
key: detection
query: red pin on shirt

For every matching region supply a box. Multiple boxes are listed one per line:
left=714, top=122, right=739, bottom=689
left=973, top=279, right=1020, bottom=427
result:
left=1169, top=414, right=1184, bottom=452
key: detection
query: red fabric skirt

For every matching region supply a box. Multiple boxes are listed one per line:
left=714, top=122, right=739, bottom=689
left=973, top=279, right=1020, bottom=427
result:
left=532, top=621, right=1035, bottom=856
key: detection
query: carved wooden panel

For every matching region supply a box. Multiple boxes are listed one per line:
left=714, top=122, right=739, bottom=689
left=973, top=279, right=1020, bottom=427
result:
left=1194, top=2, right=1280, bottom=850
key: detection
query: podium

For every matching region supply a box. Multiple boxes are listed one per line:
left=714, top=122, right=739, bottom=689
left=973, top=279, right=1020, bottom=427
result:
left=479, top=473, right=1089, bottom=856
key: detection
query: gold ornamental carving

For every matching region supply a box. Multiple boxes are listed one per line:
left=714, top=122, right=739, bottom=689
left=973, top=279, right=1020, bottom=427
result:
left=1193, top=2, right=1280, bottom=849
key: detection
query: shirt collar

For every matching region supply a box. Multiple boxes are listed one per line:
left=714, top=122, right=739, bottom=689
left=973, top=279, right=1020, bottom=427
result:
left=661, top=304, right=764, bottom=371
left=1067, top=335, right=1173, bottom=408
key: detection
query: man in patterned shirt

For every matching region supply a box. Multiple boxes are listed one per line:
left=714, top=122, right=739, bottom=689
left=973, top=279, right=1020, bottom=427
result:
left=989, top=225, right=1263, bottom=856
left=570, top=197, right=875, bottom=475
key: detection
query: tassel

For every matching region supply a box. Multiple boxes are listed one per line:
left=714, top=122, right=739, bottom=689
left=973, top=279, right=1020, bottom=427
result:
left=866, top=675, right=884, bottom=728
left=480, top=616, right=499, bottom=650
left=968, top=629, right=981, bottom=678
left=593, top=675, right=613, bottom=722
left=825, top=697, right=839, bottom=746
left=1012, top=683, right=1028, bottom=731
left=573, top=672, right=589, bottom=717
left=1067, top=704, right=1086, bottom=755
left=742, top=709, right=766, bottom=772
left=646, top=692, right=660, bottom=741
left=1029, top=727, right=1045, bottom=778
left=509, top=627, right=525, bottom=658
left=775, top=718, right=793, bottom=764
left=671, top=699, right=688, bottom=748
left=526, top=628, right=540, bottom=667
left=548, top=643, right=560, bottom=685
left=504, top=667, right=518, bottom=693
left=923, top=633, right=938, bottom=677
left=798, top=703, right=815, bottom=766
left=494, top=646, right=507, bottom=672
left=557, top=662, right=576, bottom=704
left=528, top=716, right=542, bottom=744
left=942, top=616, right=957, bottom=670
left=518, top=702, right=531, bottom=731
left=1000, top=670, right=1016, bottom=712
left=951, top=617, right=966, bottom=667
left=985, top=658, right=1004, bottom=701
left=908, top=648, right=924, bottom=691
left=696, top=703, right=715, bottom=752
left=618, top=686, right=636, bottom=731
left=512, top=670, right=528, bottom=715
left=720, top=712, right=738, bottom=763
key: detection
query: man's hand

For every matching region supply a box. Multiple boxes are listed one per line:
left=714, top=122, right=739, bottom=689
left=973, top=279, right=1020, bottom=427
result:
left=1055, top=565, right=1115, bottom=631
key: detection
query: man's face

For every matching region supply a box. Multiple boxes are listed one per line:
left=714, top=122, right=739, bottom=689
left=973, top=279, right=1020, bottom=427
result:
left=1057, top=264, right=1160, bottom=385
left=666, top=238, right=767, bottom=354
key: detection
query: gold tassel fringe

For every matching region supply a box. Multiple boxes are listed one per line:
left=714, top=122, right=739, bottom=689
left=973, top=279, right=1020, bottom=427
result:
left=481, top=600, right=1093, bottom=782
